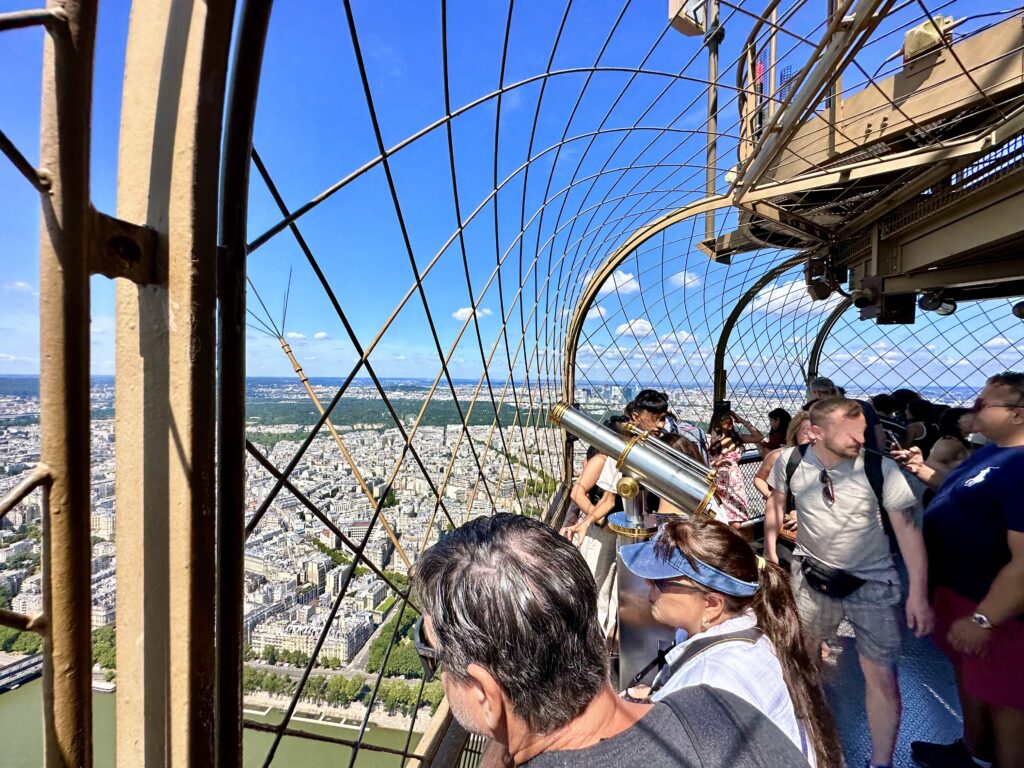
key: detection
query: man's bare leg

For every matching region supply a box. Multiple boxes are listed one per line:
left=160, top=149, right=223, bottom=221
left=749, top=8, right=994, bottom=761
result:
left=991, top=704, right=1024, bottom=768
left=956, top=666, right=995, bottom=764
left=860, top=655, right=901, bottom=767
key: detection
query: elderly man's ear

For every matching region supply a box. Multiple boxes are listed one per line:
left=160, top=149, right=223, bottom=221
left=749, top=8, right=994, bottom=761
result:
left=466, top=662, right=508, bottom=735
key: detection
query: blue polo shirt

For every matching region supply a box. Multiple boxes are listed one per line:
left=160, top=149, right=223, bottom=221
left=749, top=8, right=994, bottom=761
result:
left=923, top=443, right=1024, bottom=607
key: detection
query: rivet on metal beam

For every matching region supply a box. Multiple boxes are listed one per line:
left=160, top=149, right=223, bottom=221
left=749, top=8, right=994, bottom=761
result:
left=89, top=210, right=161, bottom=285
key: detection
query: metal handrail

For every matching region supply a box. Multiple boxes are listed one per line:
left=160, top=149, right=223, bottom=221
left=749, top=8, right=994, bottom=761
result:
left=0, top=464, right=51, bottom=520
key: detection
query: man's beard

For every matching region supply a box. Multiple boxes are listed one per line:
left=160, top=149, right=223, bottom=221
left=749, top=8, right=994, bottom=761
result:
left=826, top=437, right=860, bottom=458
left=447, top=687, right=491, bottom=738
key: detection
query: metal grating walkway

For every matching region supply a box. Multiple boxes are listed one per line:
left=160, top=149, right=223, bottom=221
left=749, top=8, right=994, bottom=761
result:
left=824, top=622, right=963, bottom=768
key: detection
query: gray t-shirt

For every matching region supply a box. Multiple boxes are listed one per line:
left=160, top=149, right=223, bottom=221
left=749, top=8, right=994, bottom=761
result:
left=769, top=446, right=916, bottom=580
left=524, top=685, right=809, bottom=768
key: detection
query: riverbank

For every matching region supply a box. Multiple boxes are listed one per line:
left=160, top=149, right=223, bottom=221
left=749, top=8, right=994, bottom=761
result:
left=243, top=690, right=433, bottom=733
left=1, top=679, right=424, bottom=767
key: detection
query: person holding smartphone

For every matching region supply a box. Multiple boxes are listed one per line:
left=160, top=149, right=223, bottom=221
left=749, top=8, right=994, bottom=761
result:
left=894, top=373, right=1024, bottom=768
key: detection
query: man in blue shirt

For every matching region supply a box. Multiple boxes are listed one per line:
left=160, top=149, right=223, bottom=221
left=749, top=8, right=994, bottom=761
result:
left=895, top=372, right=1024, bottom=768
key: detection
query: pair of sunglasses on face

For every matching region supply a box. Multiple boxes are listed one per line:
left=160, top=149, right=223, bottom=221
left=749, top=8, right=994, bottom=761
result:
left=413, top=617, right=440, bottom=680
left=648, top=579, right=706, bottom=595
left=971, top=397, right=1024, bottom=413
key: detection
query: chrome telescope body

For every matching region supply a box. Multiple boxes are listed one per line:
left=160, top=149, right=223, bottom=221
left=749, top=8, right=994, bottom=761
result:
left=551, top=401, right=717, bottom=518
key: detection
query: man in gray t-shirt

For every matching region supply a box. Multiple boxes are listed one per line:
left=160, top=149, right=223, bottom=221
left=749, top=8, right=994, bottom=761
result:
left=767, top=397, right=933, bottom=768
left=414, top=514, right=807, bottom=768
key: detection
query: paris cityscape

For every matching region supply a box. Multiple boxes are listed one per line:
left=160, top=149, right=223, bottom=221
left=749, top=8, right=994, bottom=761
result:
left=0, top=372, right=961, bottom=727
left=0, top=376, right=772, bottom=643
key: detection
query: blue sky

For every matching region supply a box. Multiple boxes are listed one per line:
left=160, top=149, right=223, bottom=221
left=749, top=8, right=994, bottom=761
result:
left=1, top=0, right=1021, bottom=392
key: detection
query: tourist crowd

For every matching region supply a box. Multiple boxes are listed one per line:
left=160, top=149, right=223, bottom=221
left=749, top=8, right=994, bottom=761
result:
left=406, top=372, right=1024, bottom=768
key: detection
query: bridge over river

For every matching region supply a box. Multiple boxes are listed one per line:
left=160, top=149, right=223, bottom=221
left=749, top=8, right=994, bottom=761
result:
left=0, top=654, right=42, bottom=693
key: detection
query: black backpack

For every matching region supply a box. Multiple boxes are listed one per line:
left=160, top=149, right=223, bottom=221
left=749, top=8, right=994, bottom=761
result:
left=783, top=444, right=897, bottom=552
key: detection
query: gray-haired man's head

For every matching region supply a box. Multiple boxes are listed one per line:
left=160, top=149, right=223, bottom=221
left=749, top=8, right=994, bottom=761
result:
left=413, top=513, right=607, bottom=736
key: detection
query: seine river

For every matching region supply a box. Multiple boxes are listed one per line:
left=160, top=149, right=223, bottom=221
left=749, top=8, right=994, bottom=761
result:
left=0, top=679, right=421, bottom=767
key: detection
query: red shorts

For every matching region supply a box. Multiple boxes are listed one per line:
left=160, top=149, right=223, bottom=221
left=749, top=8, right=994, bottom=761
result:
left=932, top=586, right=1024, bottom=709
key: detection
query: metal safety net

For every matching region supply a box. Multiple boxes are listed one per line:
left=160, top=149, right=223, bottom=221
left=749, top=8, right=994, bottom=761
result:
left=234, top=1, right=1024, bottom=765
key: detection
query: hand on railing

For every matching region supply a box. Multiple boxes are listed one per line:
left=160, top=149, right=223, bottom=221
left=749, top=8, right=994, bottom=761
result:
left=560, top=516, right=592, bottom=546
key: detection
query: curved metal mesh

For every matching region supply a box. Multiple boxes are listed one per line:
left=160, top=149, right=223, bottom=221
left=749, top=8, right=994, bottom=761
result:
left=818, top=298, right=1024, bottom=402
left=235, top=1, right=1024, bottom=764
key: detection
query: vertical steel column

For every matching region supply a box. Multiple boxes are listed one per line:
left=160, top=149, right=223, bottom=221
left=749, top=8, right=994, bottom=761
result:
left=768, top=7, right=778, bottom=120
left=712, top=252, right=808, bottom=401
left=826, top=0, right=840, bottom=157
left=37, top=1, right=96, bottom=765
left=115, top=1, right=235, bottom=765
left=805, top=297, right=852, bottom=382
left=218, top=2, right=271, bottom=764
left=705, top=0, right=720, bottom=242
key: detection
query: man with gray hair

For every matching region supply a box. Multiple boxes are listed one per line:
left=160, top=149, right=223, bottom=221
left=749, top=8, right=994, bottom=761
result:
left=412, top=513, right=809, bottom=767
left=768, top=397, right=933, bottom=768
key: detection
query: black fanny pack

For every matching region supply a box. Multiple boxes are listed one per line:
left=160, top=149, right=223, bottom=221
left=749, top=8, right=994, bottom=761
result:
left=800, top=557, right=865, bottom=599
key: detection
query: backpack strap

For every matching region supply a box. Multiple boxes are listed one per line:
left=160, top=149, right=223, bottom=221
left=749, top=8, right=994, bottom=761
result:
left=660, top=685, right=808, bottom=768
left=788, top=444, right=899, bottom=554
left=783, top=444, right=810, bottom=512
left=650, top=626, right=763, bottom=694
left=863, top=450, right=898, bottom=552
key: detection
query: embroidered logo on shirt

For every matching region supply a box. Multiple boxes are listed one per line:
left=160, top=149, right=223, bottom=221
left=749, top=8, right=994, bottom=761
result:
left=964, top=466, right=996, bottom=487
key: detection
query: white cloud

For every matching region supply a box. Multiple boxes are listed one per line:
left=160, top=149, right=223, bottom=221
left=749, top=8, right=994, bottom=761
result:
left=749, top=279, right=842, bottom=316
left=286, top=331, right=306, bottom=340
left=615, top=319, right=654, bottom=337
left=2, top=281, right=37, bottom=298
left=602, top=270, right=640, bottom=295
left=985, top=336, right=1012, bottom=349
left=453, top=307, right=493, bottom=321
left=585, top=306, right=607, bottom=322
left=669, top=270, right=701, bottom=289
left=659, top=330, right=693, bottom=345
left=0, top=353, right=29, bottom=362
left=392, top=354, right=407, bottom=361
left=313, top=331, right=330, bottom=340
left=585, top=269, right=641, bottom=296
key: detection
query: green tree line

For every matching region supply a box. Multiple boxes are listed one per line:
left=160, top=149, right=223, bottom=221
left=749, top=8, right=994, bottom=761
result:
left=247, top=399, right=550, bottom=431
left=366, top=604, right=423, bottom=678
left=244, top=666, right=444, bottom=716
left=0, top=625, right=42, bottom=654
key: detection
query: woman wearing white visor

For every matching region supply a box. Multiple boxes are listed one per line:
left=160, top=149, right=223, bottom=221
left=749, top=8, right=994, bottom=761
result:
left=619, top=518, right=841, bottom=768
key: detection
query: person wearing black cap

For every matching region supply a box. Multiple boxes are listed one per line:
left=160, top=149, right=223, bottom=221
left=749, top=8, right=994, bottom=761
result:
left=619, top=518, right=841, bottom=768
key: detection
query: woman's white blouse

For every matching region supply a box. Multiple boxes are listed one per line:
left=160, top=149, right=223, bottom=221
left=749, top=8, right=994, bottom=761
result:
left=650, top=612, right=814, bottom=766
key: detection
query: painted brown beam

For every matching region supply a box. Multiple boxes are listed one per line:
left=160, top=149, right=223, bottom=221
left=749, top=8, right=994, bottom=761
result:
left=115, top=1, right=236, bottom=766
left=37, top=1, right=95, bottom=765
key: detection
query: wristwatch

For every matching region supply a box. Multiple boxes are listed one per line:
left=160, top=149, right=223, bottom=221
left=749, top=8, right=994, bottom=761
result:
left=971, top=613, right=993, bottom=630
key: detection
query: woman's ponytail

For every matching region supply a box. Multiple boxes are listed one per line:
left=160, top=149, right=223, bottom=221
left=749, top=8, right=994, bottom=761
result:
left=752, top=560, right=843, bottom=768
left=656, top=519, right=843, bottom=768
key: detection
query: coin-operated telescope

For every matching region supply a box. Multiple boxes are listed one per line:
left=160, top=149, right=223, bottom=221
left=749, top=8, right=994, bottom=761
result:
left=550, top=400, right=717, bottom=529
left=551, top=400, right=719, bottom=686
